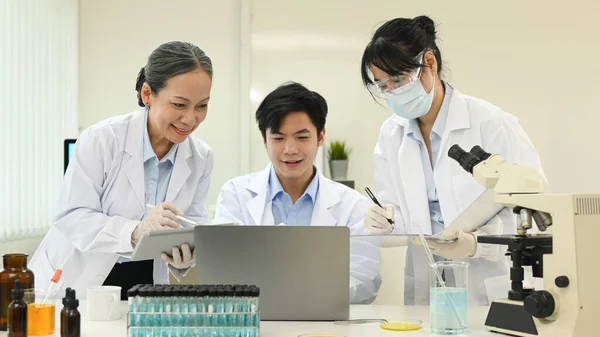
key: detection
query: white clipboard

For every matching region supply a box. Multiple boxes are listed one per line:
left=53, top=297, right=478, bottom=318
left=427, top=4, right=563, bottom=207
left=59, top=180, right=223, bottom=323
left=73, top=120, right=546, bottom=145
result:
left=130, top=227, right=196, bottom=261
left=434, top=189, right=505, bottom=241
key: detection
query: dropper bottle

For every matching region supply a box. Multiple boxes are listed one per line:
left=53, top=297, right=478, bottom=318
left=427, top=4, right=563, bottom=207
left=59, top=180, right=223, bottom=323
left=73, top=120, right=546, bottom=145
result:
left=7, top=280, right=27, bottom=337
left=60, top=288, right=80, bottom=337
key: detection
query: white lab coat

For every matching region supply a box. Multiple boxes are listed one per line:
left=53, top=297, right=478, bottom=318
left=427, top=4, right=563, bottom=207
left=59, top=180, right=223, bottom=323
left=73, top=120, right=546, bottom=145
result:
left=29, top=109, right=214, bottom=298
left=373, top=88, right=547, bottom=305
left=213, top=165, right=383, bottom=304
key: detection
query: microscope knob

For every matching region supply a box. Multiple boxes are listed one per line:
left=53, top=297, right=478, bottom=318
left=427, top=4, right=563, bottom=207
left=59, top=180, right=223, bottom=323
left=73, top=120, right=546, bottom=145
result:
left=524, top=291, right=555, bottom=318
left=555, top=276, right=570, bottom=288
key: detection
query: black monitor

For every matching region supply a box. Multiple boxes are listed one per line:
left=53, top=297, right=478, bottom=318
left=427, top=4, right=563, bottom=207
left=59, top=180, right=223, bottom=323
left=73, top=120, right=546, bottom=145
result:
left=63, top=139, right=76, bottom=173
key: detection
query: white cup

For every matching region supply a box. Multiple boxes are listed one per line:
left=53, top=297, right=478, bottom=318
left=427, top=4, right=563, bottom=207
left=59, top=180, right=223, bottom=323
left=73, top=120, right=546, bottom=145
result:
left=87, top=286, right=121, bottom=321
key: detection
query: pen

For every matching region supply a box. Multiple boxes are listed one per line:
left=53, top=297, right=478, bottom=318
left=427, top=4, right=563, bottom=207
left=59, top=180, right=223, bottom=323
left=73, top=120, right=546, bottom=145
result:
left=146, top=204, right=198, bottom=226
left=364, top=187, right=395, bottom=225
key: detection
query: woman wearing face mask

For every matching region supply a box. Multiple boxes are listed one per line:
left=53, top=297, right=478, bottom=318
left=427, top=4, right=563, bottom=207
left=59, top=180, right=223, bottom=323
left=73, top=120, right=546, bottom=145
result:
left=29, top=41, right=214, bottom=300
left=360, top=16, right=548, bottom=305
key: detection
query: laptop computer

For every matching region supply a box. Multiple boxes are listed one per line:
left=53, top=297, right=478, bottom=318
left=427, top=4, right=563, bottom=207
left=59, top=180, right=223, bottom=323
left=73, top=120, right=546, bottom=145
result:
left=194, top=225, right=350, bottom=321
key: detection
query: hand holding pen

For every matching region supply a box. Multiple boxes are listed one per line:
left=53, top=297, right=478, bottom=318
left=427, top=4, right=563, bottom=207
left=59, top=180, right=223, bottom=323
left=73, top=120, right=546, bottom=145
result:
left=364, top=187, right=396, bottom=234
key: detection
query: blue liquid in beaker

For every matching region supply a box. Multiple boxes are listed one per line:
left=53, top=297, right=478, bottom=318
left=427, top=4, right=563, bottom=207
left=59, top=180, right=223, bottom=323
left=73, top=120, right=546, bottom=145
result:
left=430, top=287, right=468, bottom=335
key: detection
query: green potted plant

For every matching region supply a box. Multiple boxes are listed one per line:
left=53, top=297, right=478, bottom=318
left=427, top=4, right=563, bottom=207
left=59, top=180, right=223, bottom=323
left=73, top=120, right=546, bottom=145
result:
left=327, top=140, right=351, bottom=180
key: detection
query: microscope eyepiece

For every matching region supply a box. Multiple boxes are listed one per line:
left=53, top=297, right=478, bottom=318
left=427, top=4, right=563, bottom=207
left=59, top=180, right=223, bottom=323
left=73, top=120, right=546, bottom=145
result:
left=448, top=144, right=482, bottom=174
left=470, top=145, right=492, bottom=161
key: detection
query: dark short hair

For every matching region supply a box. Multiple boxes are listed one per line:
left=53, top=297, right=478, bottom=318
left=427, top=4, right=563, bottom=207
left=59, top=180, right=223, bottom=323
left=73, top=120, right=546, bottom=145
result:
left=361, top=15, right=442, bottom=88
left=135, top=41, right=213, bottom=107
left=255, top=82, right=328, bottom=140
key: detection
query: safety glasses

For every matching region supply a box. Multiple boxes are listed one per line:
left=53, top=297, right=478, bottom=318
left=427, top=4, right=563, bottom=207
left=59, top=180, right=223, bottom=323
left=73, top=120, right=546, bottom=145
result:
left=367, top=50, right=426, bottom=98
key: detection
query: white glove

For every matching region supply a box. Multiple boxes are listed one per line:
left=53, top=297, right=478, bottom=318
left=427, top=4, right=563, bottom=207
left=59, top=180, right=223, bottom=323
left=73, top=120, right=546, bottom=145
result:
left=162, top=243, right=196, bottom=269
left=364, top=204, right=395, bottom=234
left=413, top=230, right=477, bottom=259
left=131, top=202, right=183, bottom=244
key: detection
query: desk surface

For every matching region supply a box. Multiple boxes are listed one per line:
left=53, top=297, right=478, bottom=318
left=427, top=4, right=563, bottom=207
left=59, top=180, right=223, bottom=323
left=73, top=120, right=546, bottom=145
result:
left=0, top=300, right=496, bottom=336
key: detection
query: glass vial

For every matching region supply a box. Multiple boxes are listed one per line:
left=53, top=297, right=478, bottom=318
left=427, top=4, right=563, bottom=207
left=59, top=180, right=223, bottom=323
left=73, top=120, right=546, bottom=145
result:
left=7, top=280, right=27, bottom=337
left=60, top=288, right=80, bottom=337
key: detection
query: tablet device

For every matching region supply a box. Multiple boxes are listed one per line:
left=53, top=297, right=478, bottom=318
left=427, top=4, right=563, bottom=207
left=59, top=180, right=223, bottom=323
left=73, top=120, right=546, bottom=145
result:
left=130, top=227, right=196, bottom=261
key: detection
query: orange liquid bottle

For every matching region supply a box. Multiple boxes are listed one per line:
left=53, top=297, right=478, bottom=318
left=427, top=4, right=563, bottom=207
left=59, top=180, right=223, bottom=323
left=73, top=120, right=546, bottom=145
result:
left=27, top=303, right=55, bottom=336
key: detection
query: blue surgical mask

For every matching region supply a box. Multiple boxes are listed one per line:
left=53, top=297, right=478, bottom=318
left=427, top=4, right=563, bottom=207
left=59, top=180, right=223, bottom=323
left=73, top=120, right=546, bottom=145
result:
left=385, top=78, right=435, bottom=120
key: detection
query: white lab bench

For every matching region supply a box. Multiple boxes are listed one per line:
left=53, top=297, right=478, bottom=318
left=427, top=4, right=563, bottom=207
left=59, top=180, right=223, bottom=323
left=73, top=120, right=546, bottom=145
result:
left=0, top=300, right=497, bottom=336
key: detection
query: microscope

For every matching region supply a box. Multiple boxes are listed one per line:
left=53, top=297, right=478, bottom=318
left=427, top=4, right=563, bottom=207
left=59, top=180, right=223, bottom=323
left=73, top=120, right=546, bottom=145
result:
left=448, top=145, right=600, bottom=337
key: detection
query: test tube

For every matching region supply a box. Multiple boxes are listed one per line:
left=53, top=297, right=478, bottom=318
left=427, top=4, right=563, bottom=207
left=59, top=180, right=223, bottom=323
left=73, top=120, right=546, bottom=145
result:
left=188, top=288, right=197, bottom=327
left=155, top=287, right=164, bottom=328
left=138, top=287, right=148, bottom=327
left=149, top=286, right=158, bottom=328
left=250, top=286, right=260, bottom=327
left=224, top=286, right=234, bottom=326
left=241, top=286, right=251, bottom=327
left=233, top=286, right=243, bottom=327
left=197, top=287, right=208, bottom=327
left=163, top=287, right=172, bottom=328
left=181, top=288, right=190, bottom=327
left=207, top=286, right=217, bottom=326
left=127, top=288, right=138, bottom=328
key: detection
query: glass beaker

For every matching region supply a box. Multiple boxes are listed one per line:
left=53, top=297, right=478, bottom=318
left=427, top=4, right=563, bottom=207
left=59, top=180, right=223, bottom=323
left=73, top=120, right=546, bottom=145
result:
left=24, top=288, right=56, bottom=336
left=430, top=261, right=468, bottom=335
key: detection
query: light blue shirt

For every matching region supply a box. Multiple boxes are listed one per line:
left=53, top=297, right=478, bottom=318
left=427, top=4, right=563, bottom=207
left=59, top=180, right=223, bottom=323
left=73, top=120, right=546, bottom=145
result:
left=269, top=165, right=319, bottom=225
left=119, top=110, right=178, bottom=263
left=406, top=83, right=453, bottom=236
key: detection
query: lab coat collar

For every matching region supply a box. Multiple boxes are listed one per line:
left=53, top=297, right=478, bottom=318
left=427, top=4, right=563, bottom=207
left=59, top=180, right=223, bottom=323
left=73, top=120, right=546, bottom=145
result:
left=164, top=136, right=192, bottom=202
left=123, top=110, right=146, bottom=208
left=268, top=165, right=319, bottom=204
left=246, top=164, right=338, bottom=226
left=143, top=108, right=178, bottom=164
left=122, top=109, right=192, bottom=207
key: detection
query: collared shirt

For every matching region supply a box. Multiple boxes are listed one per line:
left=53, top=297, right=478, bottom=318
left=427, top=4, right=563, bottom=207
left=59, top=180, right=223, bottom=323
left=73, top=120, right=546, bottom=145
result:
left=406, top=83, right=454, bottom=235
left=269, top=165, right=319, bottom=225
left=118, top=109, right=178, bottom=263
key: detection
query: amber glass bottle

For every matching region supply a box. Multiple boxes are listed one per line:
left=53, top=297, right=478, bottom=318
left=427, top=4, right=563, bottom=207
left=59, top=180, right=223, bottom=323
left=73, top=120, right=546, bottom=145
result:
left=0, top=254, right=35, bottom=331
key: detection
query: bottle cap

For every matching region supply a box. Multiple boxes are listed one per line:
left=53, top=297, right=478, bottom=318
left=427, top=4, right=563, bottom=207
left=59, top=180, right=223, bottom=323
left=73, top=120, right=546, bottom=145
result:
left=197, top=287, right=208, bottom=297
left=127, top=287, right=138, bottom=299
left=147, top=287, right=156, bottom=297
left=234, top=286, right=243, bottom=297
left=138, top=288, right=148, bottom=297
left=11, top=279, right=24, bottom=300
left=208, top=287, right=217, bottom=297
left=65, top=288, right=79, bottom=309
left=225, top=287, right=234, bottom=297
left=250, top=287, right=260, bottom=297
left=216, top=287, right=225, bottom=297
left=242, top=286, right=251, bottom=296
left=63, top=287, right=73, bottom=305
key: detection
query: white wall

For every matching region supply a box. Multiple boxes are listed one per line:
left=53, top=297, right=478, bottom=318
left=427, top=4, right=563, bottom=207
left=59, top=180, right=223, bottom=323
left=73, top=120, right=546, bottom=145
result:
left=78, top=0, right=243, bottom=208
left=250, top=0, right=600, bottom=195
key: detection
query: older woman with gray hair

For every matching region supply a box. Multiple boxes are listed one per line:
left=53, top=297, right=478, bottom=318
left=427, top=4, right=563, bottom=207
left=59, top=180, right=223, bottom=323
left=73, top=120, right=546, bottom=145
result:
left=30, top=41, right=215, bottom=299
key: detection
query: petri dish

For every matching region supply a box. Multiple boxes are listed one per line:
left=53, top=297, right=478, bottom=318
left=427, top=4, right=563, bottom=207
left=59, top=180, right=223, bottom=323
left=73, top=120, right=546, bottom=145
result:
left=380, top=320, right=423, bottom=331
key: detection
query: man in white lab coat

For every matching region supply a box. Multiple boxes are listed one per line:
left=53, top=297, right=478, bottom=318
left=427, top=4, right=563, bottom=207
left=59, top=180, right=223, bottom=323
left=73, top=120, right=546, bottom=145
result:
left=213, top=82, right=382, bottom=304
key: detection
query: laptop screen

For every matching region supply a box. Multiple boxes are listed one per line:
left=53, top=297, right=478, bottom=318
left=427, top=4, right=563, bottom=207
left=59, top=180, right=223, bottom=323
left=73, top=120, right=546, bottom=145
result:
left=64, top=139, right=76, bottom=173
